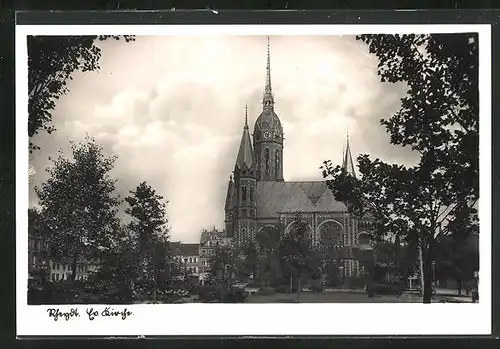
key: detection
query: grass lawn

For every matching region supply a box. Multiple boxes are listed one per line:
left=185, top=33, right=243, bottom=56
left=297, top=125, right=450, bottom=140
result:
left=245, top=291, right=470, bottom=303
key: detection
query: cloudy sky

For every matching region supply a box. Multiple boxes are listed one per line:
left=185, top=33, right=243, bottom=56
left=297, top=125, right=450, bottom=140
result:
left=29, top=35, right=418, bottom=243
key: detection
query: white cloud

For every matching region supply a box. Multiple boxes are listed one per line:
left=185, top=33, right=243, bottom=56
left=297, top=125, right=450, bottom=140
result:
left=30, top=35, right=417, bottom=243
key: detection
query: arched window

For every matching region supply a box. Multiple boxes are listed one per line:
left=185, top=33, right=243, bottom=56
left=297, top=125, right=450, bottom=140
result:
left=242, top=186, right=247, bottom=201
left=265, top=148, right=270, bottom=174
left=275, top=150, right=280, bottom=177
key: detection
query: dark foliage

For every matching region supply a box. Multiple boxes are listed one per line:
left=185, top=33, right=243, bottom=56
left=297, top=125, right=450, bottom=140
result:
left=28, top=35, right=135, bottom=151
left=322, top=33, right=479, bottom=303
left=34, top=137, right=121, bottom=281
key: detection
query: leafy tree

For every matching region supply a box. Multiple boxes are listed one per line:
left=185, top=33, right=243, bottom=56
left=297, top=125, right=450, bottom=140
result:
left=125, top=181, right=172, bottom=302
left=35, top=137, right=121, bottom=281
left=276, top=214, right=316, bottom=301
left=322, top=33, right=479, bottom=303
left=207, top=245, right=234, bottom=288
left=91, top=223, right=137, bottom=291
left=435, top=234, right=478, bottom=295
left=28, top=35, right=135, bottom=152
left=28, top=207, right=50, bottom=282
left=255, top=225, right=283, bottom=287
left=234, top=240, right=259, bottom=281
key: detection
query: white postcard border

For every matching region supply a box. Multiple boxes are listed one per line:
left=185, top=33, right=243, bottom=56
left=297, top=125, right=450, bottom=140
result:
left=16, top=24, right=492, bottom=336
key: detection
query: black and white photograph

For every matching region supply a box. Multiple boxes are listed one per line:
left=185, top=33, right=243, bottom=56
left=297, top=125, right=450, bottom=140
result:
left=17, top=24, right=491, bottom=336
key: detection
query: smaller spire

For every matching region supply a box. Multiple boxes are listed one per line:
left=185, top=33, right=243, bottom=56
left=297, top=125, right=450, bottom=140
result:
left=225, top=175, right=235, bottom=210
left=235, top=105, right=255, bottom=170
left=342, top=131, right=356, bottom=178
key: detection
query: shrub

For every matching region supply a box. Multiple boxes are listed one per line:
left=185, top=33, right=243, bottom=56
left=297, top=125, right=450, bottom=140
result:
left=309, top=280, right=324, bottom=292
left=197, top=286, right=221, bottom=302
left=222, top=288, right=248, bottom=303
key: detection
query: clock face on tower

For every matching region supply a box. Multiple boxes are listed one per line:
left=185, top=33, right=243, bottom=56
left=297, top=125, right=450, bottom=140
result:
left=264, top=131, right=271, bottom=139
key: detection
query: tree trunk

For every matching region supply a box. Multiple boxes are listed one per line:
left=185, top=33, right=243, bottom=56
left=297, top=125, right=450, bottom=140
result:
left=71, top=254, right=78, bottom=282
left=457, top=280, right=462, bottom=296
left=419, top=243, right=425, bottom=298
left=296, top=275, right=301, bottom=302
left=421, top=243, right=434, bottom=304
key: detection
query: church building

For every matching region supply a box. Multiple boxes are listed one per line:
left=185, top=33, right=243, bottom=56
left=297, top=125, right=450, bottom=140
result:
left=223, top=38, right=372, bottom=277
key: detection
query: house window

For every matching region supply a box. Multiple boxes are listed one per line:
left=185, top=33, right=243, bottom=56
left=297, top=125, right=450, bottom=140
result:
left=52, top=274, right=55, bottom=281
left=250, top=187, right=254, bottom=201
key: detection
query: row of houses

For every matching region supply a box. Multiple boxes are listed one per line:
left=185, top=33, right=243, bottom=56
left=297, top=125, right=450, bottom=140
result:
left=28, top=227, right=231, bottom=284
left=170, top=228, right=232, bottom=285
left=28, top=234, right=94, bottom=282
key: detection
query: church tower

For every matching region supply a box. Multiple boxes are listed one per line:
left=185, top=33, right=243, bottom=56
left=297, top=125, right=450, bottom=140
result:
left=233, top=105, right=257, bottom=245
left=253, top=37, right=284, bottom=182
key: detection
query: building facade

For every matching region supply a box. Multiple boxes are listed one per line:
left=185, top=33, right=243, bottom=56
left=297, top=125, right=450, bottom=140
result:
left=171, top=242, right=200, bottom=282
left=223, top=38, right=373, bottom=277
left=28, top=232, right=94, bottom=283
left=198, top=228, right=232, bottom=284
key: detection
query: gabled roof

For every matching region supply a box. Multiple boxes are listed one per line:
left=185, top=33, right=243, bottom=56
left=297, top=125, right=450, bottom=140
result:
left=170, top=242, right=199, bottom=256
left=200, top=229, right=225, bottom=243
left=255, top=181, right=347, bottom=218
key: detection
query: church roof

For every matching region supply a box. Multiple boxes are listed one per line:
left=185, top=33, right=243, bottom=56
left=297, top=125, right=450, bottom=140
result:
left=255, top=181, right=347, bottom=218
left=255, top=108, right=282, bottom=135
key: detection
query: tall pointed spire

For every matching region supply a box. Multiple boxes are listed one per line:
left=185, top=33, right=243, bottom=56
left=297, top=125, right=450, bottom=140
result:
left=236, top=105, right=254, bottom=169
left=342, top=131, right=356, bottom=178
left=245, top=101, right=248, bottom=127
left=263, top=36, right=274, bottom=109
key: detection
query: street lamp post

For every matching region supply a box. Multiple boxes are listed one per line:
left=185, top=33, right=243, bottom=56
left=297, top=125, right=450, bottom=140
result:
left=432, top=261, right=436, bottom=295
left=472, top=270, right=479, bottom=303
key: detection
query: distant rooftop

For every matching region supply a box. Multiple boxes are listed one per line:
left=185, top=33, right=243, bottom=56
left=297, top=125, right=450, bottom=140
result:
left=170, top=242, right=199, bottom=256
left=200, top=228, right=225, bottom=242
